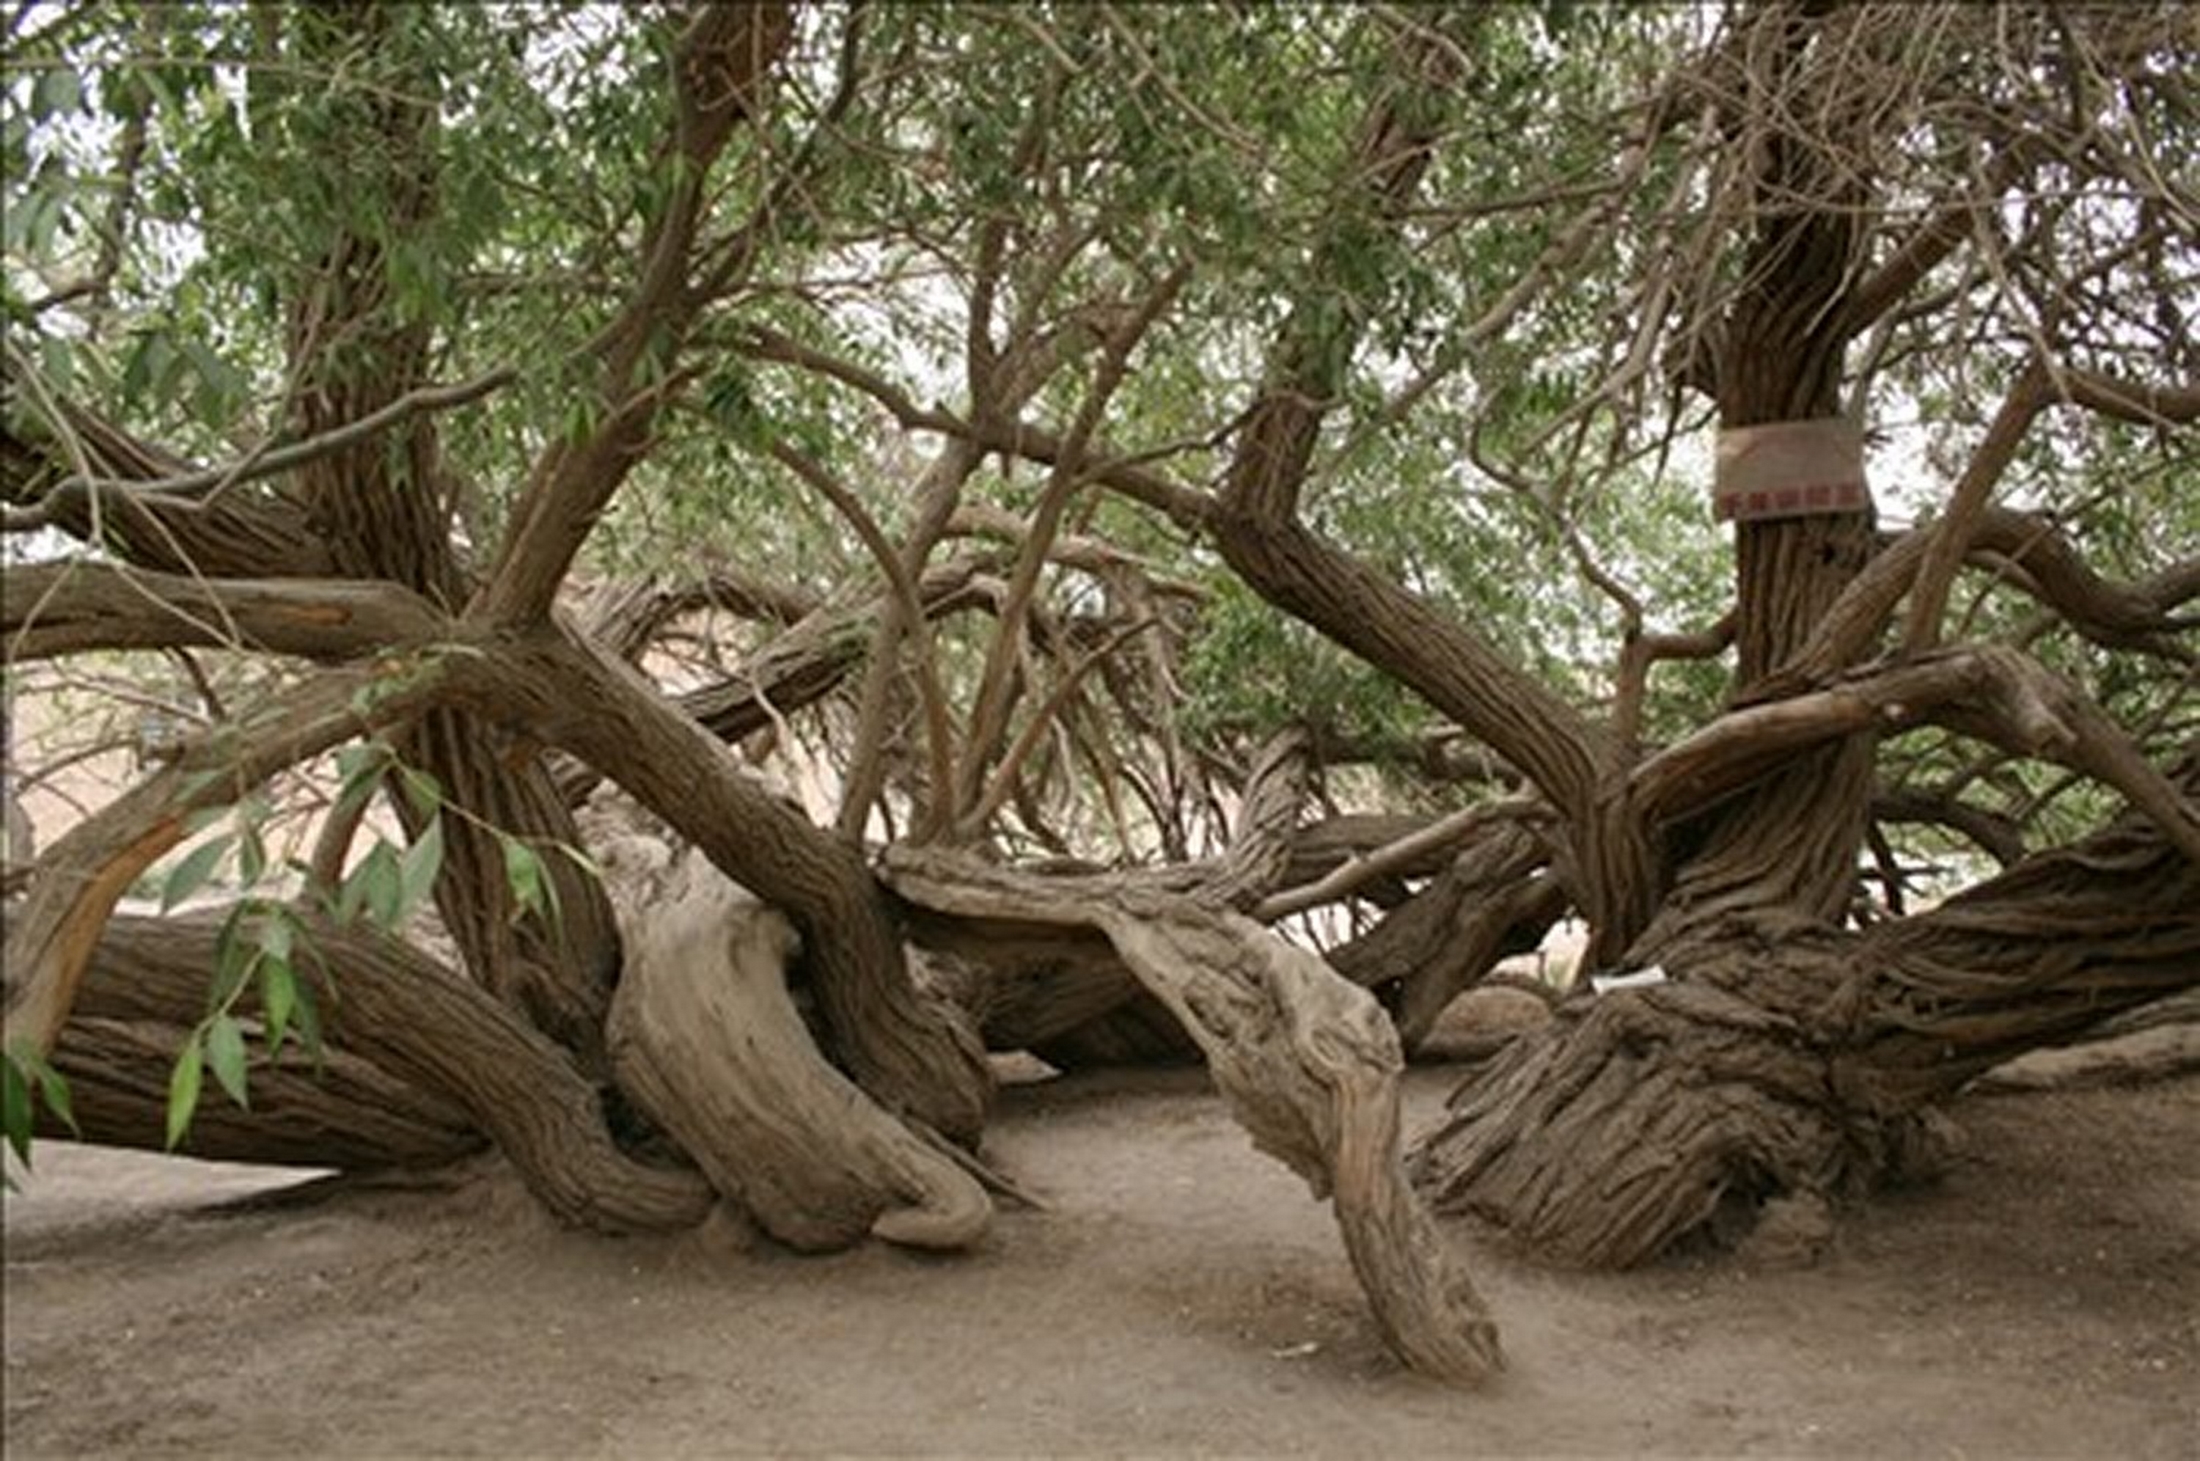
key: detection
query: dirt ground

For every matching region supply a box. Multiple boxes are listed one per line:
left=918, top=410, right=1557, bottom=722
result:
left=4, top=1061, right=2195, bottom=1460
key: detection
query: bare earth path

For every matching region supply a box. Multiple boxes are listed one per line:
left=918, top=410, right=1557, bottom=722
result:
left=5, top=1065, right=2195, bottom=1459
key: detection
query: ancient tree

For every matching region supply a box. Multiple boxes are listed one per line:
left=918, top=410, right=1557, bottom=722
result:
left=4, top=1, right=2193, bottom=1381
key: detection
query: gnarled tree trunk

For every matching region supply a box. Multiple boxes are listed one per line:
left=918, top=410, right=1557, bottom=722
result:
left=1412, top=776, right=2200, bottom=1266
left=18, top=906, right=714, bottom=1233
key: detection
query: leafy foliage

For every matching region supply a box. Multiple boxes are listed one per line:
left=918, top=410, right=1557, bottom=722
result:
left=3, top=3, right=2193, bottom=1155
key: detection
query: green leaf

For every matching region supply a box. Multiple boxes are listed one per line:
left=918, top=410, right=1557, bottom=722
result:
left=256, top=908, right=295, bottom=964
left=260, top=955, right=297, bottom=1054
left=498, top=833, right=548, bottom=923
left=334, top=741, right=386, bottom=785
left=164, top=1034, right=206, bottom=1151
left=340, top=840, right=404, bottom=928
left=180, top=338, right=247, bottom=417
left=32, top=67, right=84, bottom=120
left=327, top=747, right=390, bottom=835
left=204, top=1016, right=250, bottom=1111
left=2, top=1052, right=32, bottom=1167
left=121, top=330, right=180, bottom=409
left=208, top=916, right=257, bottom=1010
left=396, top=817, right=445, bottom=923
left=237, top=822, right=267, bottom=886
left=161, top=834, right=234, bottom=912
left=39, top=333, right=75, bottom=395
left=36, top=1060, right=77, bottom=1136
left=399, top=768, right=444, bottom=819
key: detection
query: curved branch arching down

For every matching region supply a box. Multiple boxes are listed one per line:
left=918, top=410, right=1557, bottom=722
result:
left=609, top=851, right=987, bottom=1252
left=1631, top=643, right=2200, bottom=866
left=1785, top=506, right=2200, bottom=690
left=881, top=845, right=1504, bottom=1386
left=452, top=623, right=994, bottom=1146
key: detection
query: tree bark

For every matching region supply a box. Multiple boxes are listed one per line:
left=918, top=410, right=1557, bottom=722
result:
left=457, top=624, right=994, bottom=1145
left=883, top=847, right=1505, bottom=1385
left=1412, top=774, right=2200, bottom=1267
left=32, top=907, right=714, bottom=1233
left=40, top=1015, right=484, bottom=1171
left=608, top=851, right=989, bottom=1251
left=1639, top=5, right=1875, bottom=959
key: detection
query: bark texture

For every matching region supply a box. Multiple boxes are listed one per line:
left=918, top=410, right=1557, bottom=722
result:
left=22, top=908, right=713, bottom=1233
left=458, top=626, right=993, bottom=1145
left=41, top=1015, right=484, bottom=1170
left=607, top=850, right=990, bottom=1252
left=1413, top=778, right=2200, bottom=1268
left=883, top=847, right=1504, bottom=1384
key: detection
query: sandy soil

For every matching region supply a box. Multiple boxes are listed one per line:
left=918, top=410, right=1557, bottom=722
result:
left=4, top=1063, right=2195, bottom=1459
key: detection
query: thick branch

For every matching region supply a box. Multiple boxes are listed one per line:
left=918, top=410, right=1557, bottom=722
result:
left=1256, top=799, right=1548, bottom=922
left=1903, top=367, right=2051, bottom=653
left=1873, top=788, right=2028, bottom=869
left=579, top=568, right=820, bottom=664
left=4, top=563, right=447, bottom=663
left=1789, top=506, right=2199, bottom=687
left=453, top=624, right=991, bottom=1144
left=1634, top=644, right=2200, bottom=865
left=472, top=4, right=795, bottom=626
left=43, top=908, right=712, bottom=1230
left=883, top=846, right=1505, bottom=1384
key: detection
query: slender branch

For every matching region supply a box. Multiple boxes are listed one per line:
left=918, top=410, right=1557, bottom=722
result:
left=1845, top=137, right=2046, bottom=333
left=736, top=325, right=1218, bottom=533
left=953, top=265, right=1192, bottom=834
left=2049, top=366, right=2200, bottom=427
left=761, top=436, right=957, bottom=841
left=1255, top=798, right=1550, bottom=922
left=963, top=616, right=1160, bottom=838
left=1613, top=613, right=1737, bottom=753
left=1903, top=364, right=2050, bottom=653
left=1872, top=788, right=2027, bottom=869
left=10, top=370, right=516, bottom=525
left=3, top=655, right=455, bottom=1056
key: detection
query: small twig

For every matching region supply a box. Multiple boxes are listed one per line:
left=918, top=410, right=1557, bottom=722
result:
left=28, top=368, right=517, bottom=510
left=1255, top=799, right=1548, bottom=922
